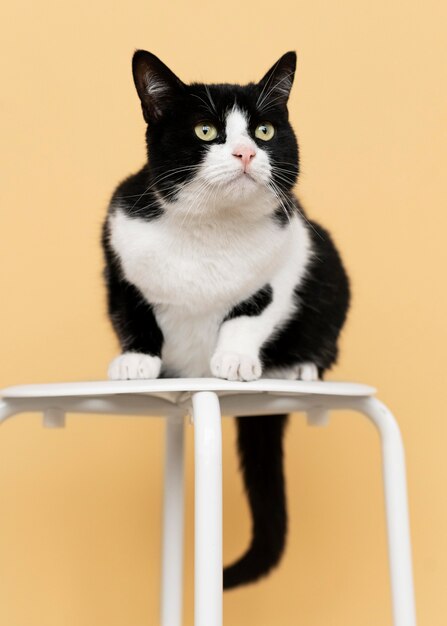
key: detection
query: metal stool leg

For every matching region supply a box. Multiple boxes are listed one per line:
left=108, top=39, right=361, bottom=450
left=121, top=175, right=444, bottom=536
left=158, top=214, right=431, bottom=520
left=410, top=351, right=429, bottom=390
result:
left=161, top=417, right=185, bottom=626
left=192, top=391, right=223, bottom=626
left=0, top=400, right=19, bottom=425
left=355, top=397, right=417, bottom=626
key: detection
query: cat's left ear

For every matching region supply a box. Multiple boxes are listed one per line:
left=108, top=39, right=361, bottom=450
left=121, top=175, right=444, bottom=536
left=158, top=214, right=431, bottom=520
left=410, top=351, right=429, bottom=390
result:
left=257, top=51, right=297, bottom=108
left=132, top=50, right=186, bottom=123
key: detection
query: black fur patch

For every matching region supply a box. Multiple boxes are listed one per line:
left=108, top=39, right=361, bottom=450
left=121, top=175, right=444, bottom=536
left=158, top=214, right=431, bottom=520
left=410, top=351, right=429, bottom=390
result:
left=102, top=221, right=164, bottom=355
left=223, top=413, right=288, bottom=589
left=261, top=220, right=350, bottom=373
left=224, top=285, right=273, bottom=321
left=111, top=165, right=164, bottom=221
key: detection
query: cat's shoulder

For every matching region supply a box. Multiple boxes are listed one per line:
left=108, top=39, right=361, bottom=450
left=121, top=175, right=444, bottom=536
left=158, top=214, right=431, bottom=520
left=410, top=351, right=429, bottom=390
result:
left=108, top=165, right=164, bottom=220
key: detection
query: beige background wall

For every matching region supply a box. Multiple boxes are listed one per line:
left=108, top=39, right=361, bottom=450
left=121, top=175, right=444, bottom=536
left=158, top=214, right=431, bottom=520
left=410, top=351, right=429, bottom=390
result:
left=1, top=0, right=446, bottom=624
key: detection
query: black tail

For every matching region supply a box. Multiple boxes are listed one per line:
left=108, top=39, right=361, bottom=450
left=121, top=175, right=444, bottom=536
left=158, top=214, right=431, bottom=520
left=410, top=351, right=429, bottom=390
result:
left=223, top=413, right=288, bottom=590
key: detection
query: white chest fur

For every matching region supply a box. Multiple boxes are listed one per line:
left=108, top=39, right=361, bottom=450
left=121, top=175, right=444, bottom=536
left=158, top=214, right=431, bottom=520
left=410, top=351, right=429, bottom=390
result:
left=110, top=207, right=290, bottom=311
left=109, top=207, right=311, bottom=376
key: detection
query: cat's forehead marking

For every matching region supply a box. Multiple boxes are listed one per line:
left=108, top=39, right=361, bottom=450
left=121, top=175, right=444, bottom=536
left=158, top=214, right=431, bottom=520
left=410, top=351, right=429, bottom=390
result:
left=225, top=106, right=250, bottom=141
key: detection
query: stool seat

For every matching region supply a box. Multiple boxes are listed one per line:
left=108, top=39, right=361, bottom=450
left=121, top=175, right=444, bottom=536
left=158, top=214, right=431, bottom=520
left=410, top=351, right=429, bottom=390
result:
left=2, top=377, right=375, bottom=398
left=0, top=378, right=376, bottom=427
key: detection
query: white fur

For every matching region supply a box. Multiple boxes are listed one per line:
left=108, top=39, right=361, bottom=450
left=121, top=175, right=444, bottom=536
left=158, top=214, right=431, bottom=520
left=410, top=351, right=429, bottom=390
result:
left=143, top=72, right=170, bottom=118
left=210, top=352, right=262, bottom=382
left=108, top=106, right=314, bottom=380
left=210, top=216, right=312, bottom=380
left=295, top=362, right=319, bottom=381
left=108, top=353, right=162, bottom=380
left=145, top=74, right=168, bottom=98
left=261, top=363, right=319, bottom=381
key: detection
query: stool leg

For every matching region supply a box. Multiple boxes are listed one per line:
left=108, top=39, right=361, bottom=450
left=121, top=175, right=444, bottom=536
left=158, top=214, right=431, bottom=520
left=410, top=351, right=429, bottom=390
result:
left=356, top=397, right=417, bottom=626
left=161, top=417, right=185, bottom=626
left=0, top=400, right=19, bottom=425
left=192, top=391, right=223, bottom=626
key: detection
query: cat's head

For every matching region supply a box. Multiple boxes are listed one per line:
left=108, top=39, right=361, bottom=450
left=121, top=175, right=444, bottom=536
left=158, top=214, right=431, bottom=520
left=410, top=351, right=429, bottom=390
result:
left=132, top=50, right=298, bottom=219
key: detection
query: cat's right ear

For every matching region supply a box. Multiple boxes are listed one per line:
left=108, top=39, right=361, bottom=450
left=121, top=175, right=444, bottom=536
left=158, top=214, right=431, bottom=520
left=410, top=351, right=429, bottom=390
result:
left=132, top=51, right=186, bottom=124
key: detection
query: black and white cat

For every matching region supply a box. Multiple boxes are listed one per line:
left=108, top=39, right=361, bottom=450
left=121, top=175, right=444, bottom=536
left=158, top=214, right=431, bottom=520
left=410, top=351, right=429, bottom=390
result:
left=102, top=50, right=350, bottom=589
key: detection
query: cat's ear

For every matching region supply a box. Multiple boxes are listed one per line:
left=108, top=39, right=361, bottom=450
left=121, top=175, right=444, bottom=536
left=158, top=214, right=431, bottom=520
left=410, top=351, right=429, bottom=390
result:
left=257, top=51, right=297, bottom=108
left=132, top=50, right=186, bottom=123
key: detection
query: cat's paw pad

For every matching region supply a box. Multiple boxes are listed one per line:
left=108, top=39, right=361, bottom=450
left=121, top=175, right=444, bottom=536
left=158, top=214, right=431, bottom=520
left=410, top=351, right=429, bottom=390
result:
left=108, top=352, right=162, bottom=380
left=296, top=362, right=319, bottom=381
left=210, top=351, right=262, bottom=382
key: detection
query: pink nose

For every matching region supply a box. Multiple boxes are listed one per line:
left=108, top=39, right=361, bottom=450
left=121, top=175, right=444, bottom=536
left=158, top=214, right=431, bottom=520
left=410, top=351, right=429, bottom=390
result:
left=232, top=146, right=256, bottom=169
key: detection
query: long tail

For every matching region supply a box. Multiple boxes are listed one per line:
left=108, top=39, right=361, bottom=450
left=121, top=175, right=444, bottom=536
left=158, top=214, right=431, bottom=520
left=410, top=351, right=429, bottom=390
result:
left=223, top=413, right=288, bottom=590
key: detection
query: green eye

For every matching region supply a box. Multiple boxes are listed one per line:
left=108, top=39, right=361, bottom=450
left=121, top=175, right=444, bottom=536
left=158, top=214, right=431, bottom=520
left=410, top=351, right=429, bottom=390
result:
left=255, top=122, right=275, bottom=141
left=194, top=122, right=218, bottom=141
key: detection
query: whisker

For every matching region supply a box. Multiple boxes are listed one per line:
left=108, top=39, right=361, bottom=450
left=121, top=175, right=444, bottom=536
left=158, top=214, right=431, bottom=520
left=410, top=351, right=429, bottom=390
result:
left=118, top=165, right=201, bottom=199
left=268, top=180, right=292, bottom=224
left=179, top=178, right=213, bottom=227
left=271, top=182, right=325, bottom=241
left=271, top=171, right=297, bottom=187
left=257, top=71, right=295, bottom=110
left=204, top=85, right=218, bottom=115
left=274, top=160, right=300, bottom=167
left=191, top=93, right=214, bottom=116
left=273, top=165, right=300, bottom=178
left=124, top=165, right=203, bottom=210
left=119, top=166, right=195, bottom=204
left=256, top=58, right=282, bottom=107
left=258, top=93, right=293, bottom=115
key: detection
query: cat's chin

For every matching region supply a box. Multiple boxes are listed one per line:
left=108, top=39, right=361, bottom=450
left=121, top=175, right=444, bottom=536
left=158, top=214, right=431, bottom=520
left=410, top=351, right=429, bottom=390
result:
left=218, top=172, right=262, bottom=202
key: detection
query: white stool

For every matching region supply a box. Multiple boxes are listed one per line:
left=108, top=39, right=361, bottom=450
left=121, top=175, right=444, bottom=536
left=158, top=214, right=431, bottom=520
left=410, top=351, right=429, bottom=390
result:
left=0, top=378, right=417, bottom=626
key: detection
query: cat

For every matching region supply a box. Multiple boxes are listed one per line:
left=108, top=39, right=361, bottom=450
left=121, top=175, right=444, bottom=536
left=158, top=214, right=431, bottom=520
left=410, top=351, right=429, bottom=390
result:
left=102, top=50, right=350, bottom=589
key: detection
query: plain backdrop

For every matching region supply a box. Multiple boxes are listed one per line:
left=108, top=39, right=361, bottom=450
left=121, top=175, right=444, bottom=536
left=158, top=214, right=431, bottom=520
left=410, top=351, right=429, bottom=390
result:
left=1, top=1, right=446, bottom=624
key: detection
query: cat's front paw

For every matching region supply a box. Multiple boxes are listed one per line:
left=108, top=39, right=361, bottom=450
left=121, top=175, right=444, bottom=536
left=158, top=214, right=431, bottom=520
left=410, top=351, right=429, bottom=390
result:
left=295, top=362, right=319, bottom=381
left=108, top=352, right=162, bottom=380
left=210, top=351, right=262, bottom=382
